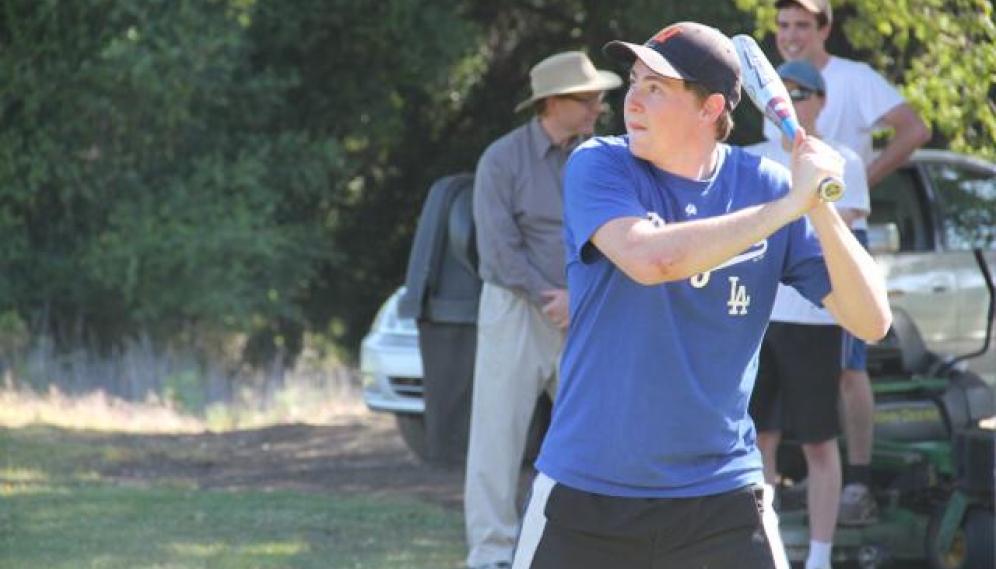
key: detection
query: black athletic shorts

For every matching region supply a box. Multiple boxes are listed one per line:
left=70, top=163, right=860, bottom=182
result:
left=512, top=473, right=788, bottom=569
left=749, top=321, right=843, bottom=443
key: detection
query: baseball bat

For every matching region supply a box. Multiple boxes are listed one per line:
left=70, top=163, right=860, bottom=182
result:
left=731, top=34, right=844, bottom=202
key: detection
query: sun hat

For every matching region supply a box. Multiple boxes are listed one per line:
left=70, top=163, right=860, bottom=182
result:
left=603, top=22, right=742, bottom=111
left=514, top=51, right=623, bottom=112
left=777, top=60, right=825, bottom=95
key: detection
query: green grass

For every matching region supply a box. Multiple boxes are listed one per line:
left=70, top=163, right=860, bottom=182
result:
left=0, top=426, right=465, bottom=569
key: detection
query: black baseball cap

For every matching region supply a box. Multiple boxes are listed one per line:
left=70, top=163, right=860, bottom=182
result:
left=603, top=22, right=742, bottom=111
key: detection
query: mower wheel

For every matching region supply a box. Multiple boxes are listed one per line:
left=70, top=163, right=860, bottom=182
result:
left=926, top=506, right=994, bottom=569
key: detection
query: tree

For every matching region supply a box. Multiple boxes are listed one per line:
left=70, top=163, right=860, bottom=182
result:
left=0, top=0, right=333, bottom=360
left=1, top=0, right=991, bottom=373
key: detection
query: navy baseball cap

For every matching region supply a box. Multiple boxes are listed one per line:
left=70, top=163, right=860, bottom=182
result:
left=777, top=60, right=826, bottom=95
left=603, top=22, right=742, bottom=110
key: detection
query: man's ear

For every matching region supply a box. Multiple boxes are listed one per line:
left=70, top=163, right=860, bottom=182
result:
left=700, top=93, right=725, bottom=123
left=819, top=22, right=832, bottom=43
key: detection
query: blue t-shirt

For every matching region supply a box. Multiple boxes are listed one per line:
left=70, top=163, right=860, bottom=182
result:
left=535, top=136, right=832, bottom=498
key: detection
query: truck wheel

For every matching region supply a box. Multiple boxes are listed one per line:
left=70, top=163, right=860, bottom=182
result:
left=926, top=506, right=994, bottom=569
left=395, top=413, right=430, bottom=462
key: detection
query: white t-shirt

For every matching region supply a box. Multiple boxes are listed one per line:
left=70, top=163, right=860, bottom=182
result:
left=745, top=138, right=869, bottom=324
left=765, top=56, right=906, bottom=166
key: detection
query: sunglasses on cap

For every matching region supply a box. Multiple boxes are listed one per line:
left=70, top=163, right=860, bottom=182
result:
left=788, top=87, right=819, bottom=102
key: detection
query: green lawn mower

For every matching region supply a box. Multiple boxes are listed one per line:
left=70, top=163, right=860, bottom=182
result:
left=776, top=249, right=995, bottom=569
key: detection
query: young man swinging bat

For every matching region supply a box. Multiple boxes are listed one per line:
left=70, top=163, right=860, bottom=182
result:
left=510, top=22, right=891, bottom=569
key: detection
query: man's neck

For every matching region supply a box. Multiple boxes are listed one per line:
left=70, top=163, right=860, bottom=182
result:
left=646, top=127, right=719, bottom=180
left=539, top=115, right=578, bottom=148
left=812, top=50, right=831, bottom=70
left=651, top=141, right=719, bottom=181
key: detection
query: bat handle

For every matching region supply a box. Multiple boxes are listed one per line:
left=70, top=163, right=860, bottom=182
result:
left=817, top=176, right=845, bottom=202
left=781, top=119, right=845, bottom=202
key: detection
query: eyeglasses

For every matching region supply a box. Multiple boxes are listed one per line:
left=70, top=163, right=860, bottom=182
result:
left=561, top=92, right=605, bottom=107
left=788, top=88, right=818, bottom=102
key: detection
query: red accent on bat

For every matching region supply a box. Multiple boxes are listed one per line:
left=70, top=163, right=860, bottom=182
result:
left=766, top=97, right=794, bottom=125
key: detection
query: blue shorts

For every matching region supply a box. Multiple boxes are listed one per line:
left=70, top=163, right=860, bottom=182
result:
left=843, top=330, right=866, bottom=371
left=844, top=229, right=869, bottom=371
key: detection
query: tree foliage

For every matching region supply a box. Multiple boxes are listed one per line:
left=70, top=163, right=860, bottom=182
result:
left=314, top=0, right=762, bottom=351
left=0, top=0, right=992, bottom=370
left=0, top=0, right=334, bottom=359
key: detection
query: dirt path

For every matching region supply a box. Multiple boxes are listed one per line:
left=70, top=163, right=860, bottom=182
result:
left=96, top=410, right=467, bottom=510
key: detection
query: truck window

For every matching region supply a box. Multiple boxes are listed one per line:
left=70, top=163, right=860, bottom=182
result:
left=869, top=166, right=935, bottom=252
left=923, top=163, right=996, bottom=251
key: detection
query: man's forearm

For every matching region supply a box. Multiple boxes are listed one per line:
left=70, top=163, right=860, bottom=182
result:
left=479, top=241, right=555, bottom=305
left=867, top=106, right=931, bottom=187
left=598, top=198, right=799, bottom=286
left=809, top=205, right=892, bottom=340
left=867, top=134, right=925, bottom=187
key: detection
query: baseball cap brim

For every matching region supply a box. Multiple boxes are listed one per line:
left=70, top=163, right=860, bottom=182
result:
left=603, top=41, right=695, bottom=82
left=777, top=62, right=825, bottom=94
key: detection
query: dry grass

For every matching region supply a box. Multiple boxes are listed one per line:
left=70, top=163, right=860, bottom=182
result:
left=0, top=330, right=372, bottom=433
left=0, top=385, right=203, bottom=432
left=200, top=372, right=372, bottom=431
left=0, top=366, right=369, bottom=434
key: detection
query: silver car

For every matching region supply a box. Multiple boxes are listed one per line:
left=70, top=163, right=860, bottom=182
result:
left=359, top=286, right=428, bottom=457
left=361, top=150, right=996, bottom=458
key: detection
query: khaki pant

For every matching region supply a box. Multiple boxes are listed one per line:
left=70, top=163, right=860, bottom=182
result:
left=464, top=283, right=562, bottom=568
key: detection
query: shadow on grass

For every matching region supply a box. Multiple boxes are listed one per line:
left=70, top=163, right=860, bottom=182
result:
left=0, top=485, right=463, bottom=569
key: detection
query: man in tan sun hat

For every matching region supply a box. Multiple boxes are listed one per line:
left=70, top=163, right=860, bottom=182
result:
left=513, top=51, right=624, bottom=112
left=464, top=50, right=621, bottom=569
